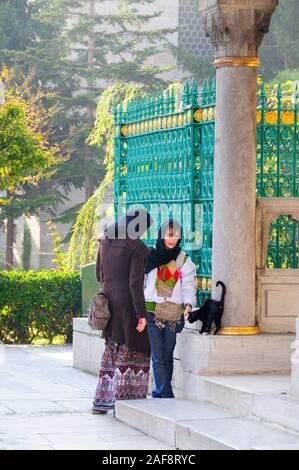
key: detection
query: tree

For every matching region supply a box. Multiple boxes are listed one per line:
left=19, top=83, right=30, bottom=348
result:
left=0, top=1, right=175, bottom=243
left=0, top=68, right=67, bottom=269
left=259, top=0, right=299, bottom=80
left=0, top=0, right=33, bottom=52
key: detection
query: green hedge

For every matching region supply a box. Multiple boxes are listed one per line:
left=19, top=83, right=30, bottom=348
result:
left=0, top=270, right=81, bottom=344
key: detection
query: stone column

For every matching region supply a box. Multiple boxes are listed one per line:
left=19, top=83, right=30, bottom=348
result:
left=198, top=0, right=278, bottom=334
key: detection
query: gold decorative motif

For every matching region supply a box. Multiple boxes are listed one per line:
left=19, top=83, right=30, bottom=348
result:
left=214, top=57, right=261, bottom=69
left=162, top=116, right=167, bottom=129
left=121, top=125, right=128, bottom=137
left=153, top=119, right=157, bottom=131
left=208, top=107, right=214, bottom=121
left=115, top=126, right=120, bottom=137
left=145, top=120, right=149, bottom=132
left=172, top=115, right=177, bottom=127
left=207, top=278, right=212, bottom=291
left=219, top=326, right=261, bottom=336
left=196, top=277, right=201, bottom=290
left=281, top=111, right=295, bottom=126
left=202, top=108, right=208, bottom=122
left=149, top=120, right=153, bottom=132
left=177, top=114, right=183, bottom=127
left=256, top=110, right=262, bottom=124
left=167, top=116, right=172, bottom=128
left=201, top=277, right=207, bottom=290
left=194, top=109, right=202, bottom=123
left=265, top=111, right=278, bottom=125
left=187, top=109, right=192, bottom=123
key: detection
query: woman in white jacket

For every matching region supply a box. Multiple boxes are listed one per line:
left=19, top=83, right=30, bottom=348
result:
left=144, top=219, right=197, bottom=398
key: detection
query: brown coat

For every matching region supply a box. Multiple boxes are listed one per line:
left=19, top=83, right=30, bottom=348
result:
left=96, top=237, right=150, bottom=356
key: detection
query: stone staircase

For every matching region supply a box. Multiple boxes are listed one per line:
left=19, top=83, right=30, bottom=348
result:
left=115, top=374, right=299, bottom=450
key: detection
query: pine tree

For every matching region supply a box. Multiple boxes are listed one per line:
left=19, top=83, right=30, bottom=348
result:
left=259, top=0, right=299, bottom=80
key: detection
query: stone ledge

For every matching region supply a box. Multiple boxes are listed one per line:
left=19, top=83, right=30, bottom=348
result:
left=72, top=318, right=295, bottom=400
left=176, top=329, right=294, bottom=375
left=73, top=317, right=101, bottom=336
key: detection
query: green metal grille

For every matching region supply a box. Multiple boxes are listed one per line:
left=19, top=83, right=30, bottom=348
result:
left=256, top=82, right=299, bottom=198
left=113, top=80, right=215, bottom=303
left=267, top=215, right=299, bottom=269
left=113, top=78, right=299, bottom=305
left=257, top=81, right=299, bottom=268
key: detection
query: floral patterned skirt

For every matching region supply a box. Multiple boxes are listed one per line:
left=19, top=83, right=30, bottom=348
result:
left=92, top=338, right=150, bottom=412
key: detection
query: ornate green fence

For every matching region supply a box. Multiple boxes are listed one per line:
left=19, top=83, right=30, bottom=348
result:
left=114, top=80, right=215, bottom=304
left=113, top=79, right=298, bottom=304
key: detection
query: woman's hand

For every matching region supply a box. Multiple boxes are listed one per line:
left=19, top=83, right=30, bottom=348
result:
left=136, top=317, right=147, bottom=333
left=184, top=304, right=192, bottom=320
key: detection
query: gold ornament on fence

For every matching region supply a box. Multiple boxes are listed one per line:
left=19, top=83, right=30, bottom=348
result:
left=281, top=111, right=295, bottom=126
left=202, top=108, right=208, bottom=122
left=187, top=110, right=192, bottom=123
left=256, top=110, right=262, bottom=124
left=194, top=109, right=202, bottom=123
left=208, top=107, right=214, bottom=121
left=121, top=125, right=128, bottom=137
left=265, top=111, right=278, bottom=125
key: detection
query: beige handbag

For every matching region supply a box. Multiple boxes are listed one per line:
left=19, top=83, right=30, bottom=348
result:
left=154, top=301, right=183, bottom=323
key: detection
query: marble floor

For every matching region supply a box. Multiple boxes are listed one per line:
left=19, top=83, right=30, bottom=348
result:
left=0, top=343, right=172, bottom=450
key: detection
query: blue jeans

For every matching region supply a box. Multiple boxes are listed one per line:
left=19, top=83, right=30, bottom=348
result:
left=146, top=312, right=184, bottom=398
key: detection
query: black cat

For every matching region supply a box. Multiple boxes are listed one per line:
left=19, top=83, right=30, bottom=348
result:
left=188, top=281, right=226, bottom=335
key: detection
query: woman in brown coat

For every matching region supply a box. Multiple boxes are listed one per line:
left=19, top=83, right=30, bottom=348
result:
left=92, top=208, right=153, bottom=414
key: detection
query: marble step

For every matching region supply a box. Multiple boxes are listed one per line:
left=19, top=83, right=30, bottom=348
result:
left=115, top=398, right=299, bottom=450
left=115, top=398, right=235, bottom=447
left=186, top=374, right=299, bottom=434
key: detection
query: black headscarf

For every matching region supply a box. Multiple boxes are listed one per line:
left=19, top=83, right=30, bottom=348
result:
left=103, top=208, right=152, bottom=240
left=144, top=219, right=182, bottom=274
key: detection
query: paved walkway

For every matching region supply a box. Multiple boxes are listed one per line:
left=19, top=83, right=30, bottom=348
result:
left=0, top=344, right=172, bottom=450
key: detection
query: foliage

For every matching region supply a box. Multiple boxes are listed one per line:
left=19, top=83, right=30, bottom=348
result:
left=260, top=0, right=299, bottom=80
left=65, top=81, right=189, bottom=269
left=66, top=82, right=145, bottom=269
left=0, top=68, right=62, bottom=193
left=46, top=220, right=68, bottom=272
left=0, top=68, right=68, bottom=232
left=0, top=270, right=81, bottom=344
left=0, top=0, right=174, bottom=240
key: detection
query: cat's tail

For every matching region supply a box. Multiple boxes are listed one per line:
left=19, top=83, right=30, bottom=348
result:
left=216, top=280, right=226, bottom=307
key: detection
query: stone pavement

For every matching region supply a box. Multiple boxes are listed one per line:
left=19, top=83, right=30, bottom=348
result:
left=0, top=344, right=173, bottom=450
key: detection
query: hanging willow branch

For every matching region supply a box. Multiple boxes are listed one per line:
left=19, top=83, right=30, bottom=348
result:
left=65, top=82, right=145, bottom=270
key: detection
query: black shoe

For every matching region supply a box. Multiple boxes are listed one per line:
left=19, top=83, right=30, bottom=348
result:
left=92, top=409, right=108, bottom=415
